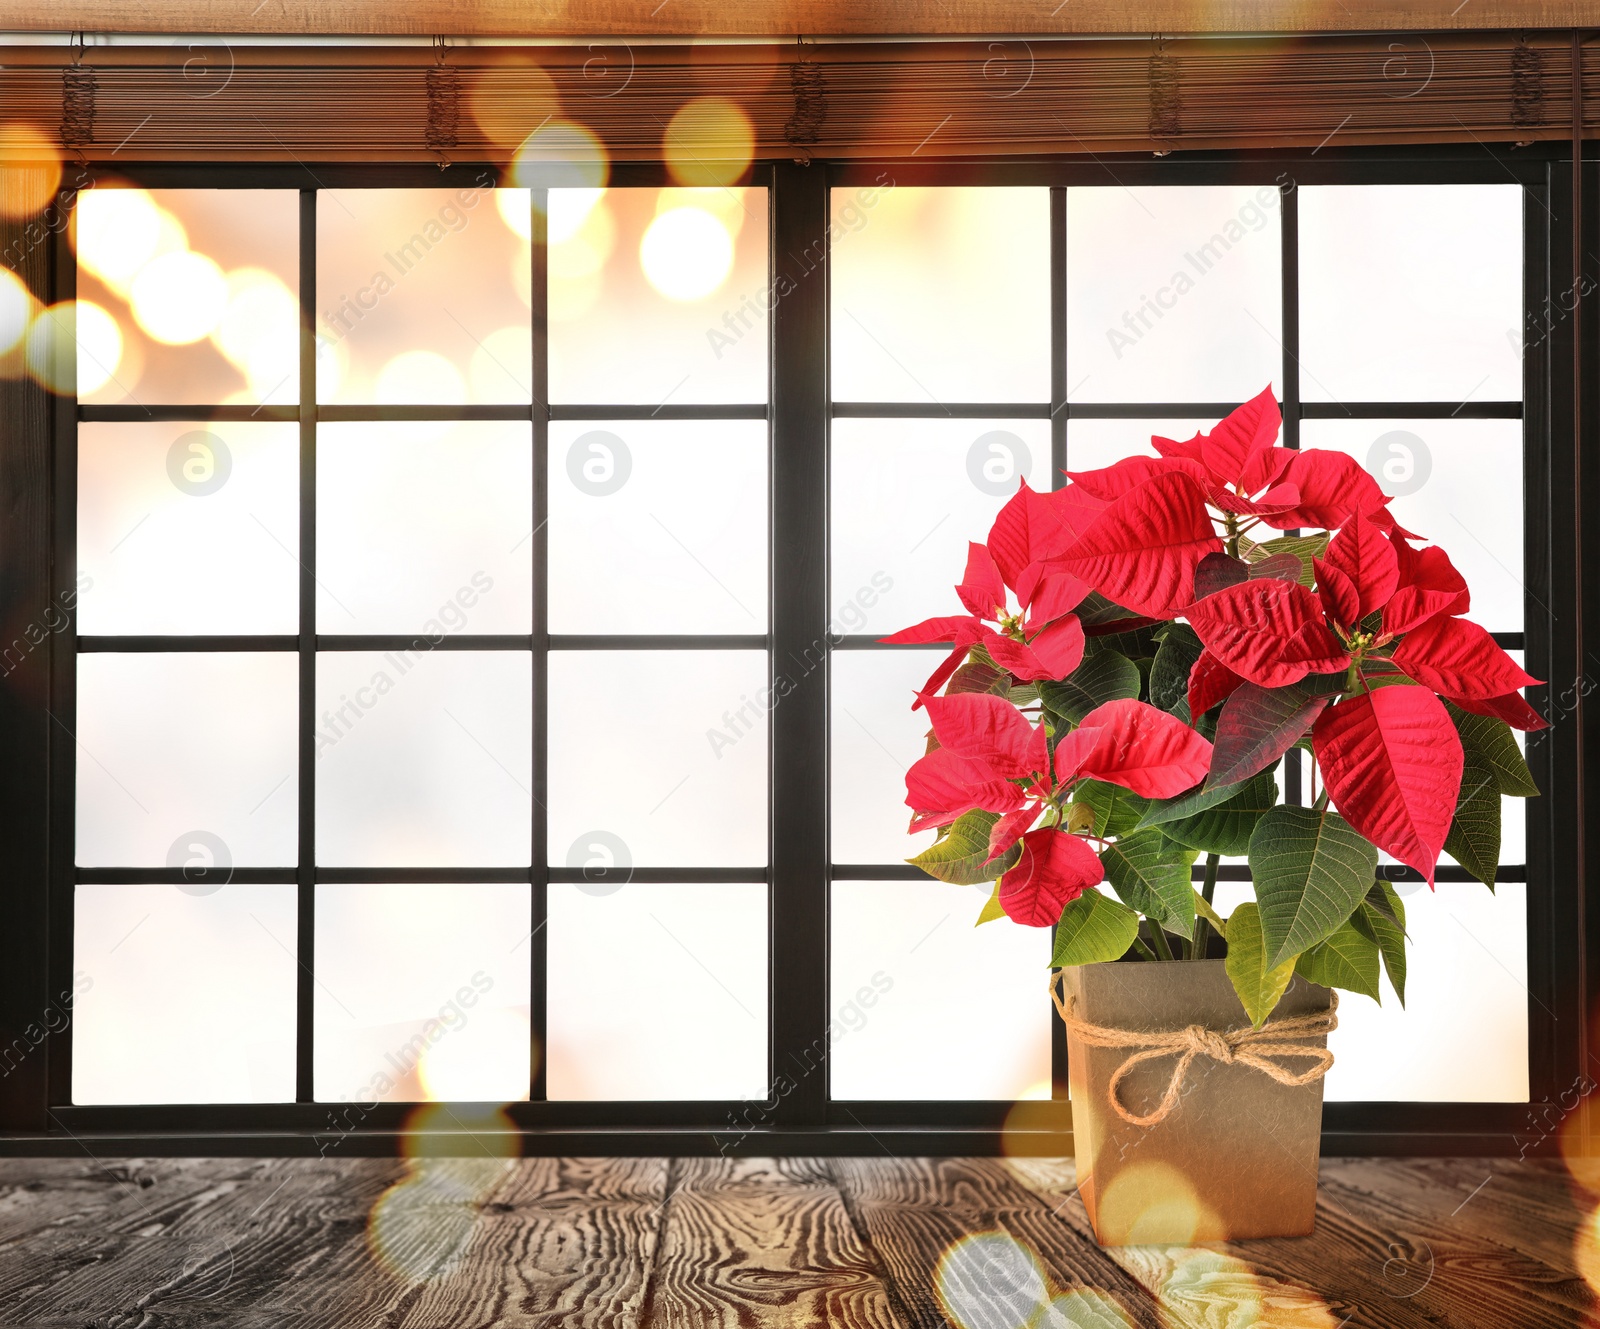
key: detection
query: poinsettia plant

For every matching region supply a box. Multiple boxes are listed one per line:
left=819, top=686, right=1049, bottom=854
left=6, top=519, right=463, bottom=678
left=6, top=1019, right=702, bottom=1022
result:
left=890, top=388, right=1544, bottom=1025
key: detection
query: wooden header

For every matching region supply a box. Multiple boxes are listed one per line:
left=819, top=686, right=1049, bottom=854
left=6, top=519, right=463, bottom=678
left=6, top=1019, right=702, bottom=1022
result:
left=0, top=34, right=1592, bottom=164
left=0, top=1, right=1593, bottom=37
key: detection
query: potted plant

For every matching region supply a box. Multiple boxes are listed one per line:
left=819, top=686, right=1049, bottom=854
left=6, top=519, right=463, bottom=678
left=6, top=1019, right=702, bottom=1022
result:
left=887, top=388, right=1543, bottom=1244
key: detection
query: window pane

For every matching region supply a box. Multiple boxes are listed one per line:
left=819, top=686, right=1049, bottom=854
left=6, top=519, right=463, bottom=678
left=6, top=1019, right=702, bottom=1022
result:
left=76, top=653, right=297, bottom=867
left=832, top=417, right=1050, bottom=632
left=78, top=421, right=299, bottom=635
left=317, top=187, right=531, bottom=404
left=1067, top=185, right=1282, bottom=403
left=832, top=650, right=937, bottom=865
left=1299, top=184, right=1522, bottom=403
left=75, top=188, right=299, bottom=407
left=73, top=883, right=297, bottom=1103
left=549, top=186, right=768, bottom=405
left=316, top=651, right=532, bottom=867
left=1208, top=880, right=1529, bottom=1101
left=547, top=882, right=766, bottom=1099
left=831, top=186, right=1049, bottom=403
left=548, top=419, right=766, bottom=634
left=830, top=880, right=1050, bottom=1099
left=318, top=421, right=533, bottom=634
left=548, top=651, right=767, bottom=867
left=1300, top=418, right=1524, bottom=632
left=1065, top=417, right=1215, bottom=474
left=313, top=882, right=531, bottom=1103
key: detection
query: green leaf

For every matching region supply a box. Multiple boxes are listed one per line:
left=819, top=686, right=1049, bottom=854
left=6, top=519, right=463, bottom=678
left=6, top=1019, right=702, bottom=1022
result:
left=1364, top=879, right=1407, bottom=931
left=1296, top=920, right=1383, bottom=1002
left=1148, top=623, right=1204, bottom=715
left=1038, top=651, right=1141, bottom=725
left=1134, top=777, right=1249, bottom=831
left=1099, top=829, right=1196, bottom=940
left=1239, top=533, right=1329, bottom=587
left=1073, top=779, right=1152, bottom=838
left=909, top=809, right=1019, bottom=886
left=1084, top=624, right=1160, bottom=662
left=1223, top=902, right=1299, bottom=1028
left=1353, top=899, right=1407, bottom=1005
left=1446, top=701, right=1539, bottom=797
left=1194, top=890, right=1229, bottom=936
left=1250, top=806, right=1380, bottom=970
left=946, top=660, right=1012, bottom=698
left=976, top=881, right=1006, bottom=926
left=1444, top=756, right=1501, bottom=888
left=1051, top=890, right=1141, bottom=968
left=1162, top=772, right=1279, bottom=856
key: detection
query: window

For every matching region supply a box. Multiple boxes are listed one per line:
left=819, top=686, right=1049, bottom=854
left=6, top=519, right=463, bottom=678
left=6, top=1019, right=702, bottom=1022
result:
left=33, top=150, right=1562, bottom=1147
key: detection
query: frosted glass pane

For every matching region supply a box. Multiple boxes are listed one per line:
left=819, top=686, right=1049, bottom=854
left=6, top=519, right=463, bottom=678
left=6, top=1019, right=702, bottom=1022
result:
left=75, top=189, right=299, bottom=407
left=830, top=880, right=1051, bottom=1099
left=318, top=187, right=531, bottom=404
left=1065, top=417, right=1215, bottom=474
left=832, top=417, right=1050, bottom=632
left=78, top=421, right=298, bottom=635
left=73, top=883, right=296, bottom=1103
left=76, top=653, right=297, bottom=867
left=1301, top=418, right=1523, bottom=632
left=1067, top=185, right=1282, bottom=402
left=549, top=187, right=767, bottom=405
left=318, top=421, right=532, bottom=634
left=547, top=883, right=767, bottom=1099
left=1210, top=881, right=1527, bottom=1102
left=1299, top=185, right=1522, bottom=403
left=313, top=883, right=531, bottom=1102
left=548, top=651, right=767, bottom=867
left=548, top=420, right=766, bottom=633
left=316, top=651, right=532, bottom=866
left=831, top=186, right=1049, bottom=403
left=832, top=650, right=939, bottom=865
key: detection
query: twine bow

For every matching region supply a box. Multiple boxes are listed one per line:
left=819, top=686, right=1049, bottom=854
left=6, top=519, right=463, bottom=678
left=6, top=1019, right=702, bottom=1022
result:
left=1050, top=970, right=1338, bottom=1128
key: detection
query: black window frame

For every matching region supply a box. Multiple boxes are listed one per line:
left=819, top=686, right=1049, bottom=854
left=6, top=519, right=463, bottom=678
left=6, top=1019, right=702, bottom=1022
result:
left=0, top=142, right=1583, bottom=1157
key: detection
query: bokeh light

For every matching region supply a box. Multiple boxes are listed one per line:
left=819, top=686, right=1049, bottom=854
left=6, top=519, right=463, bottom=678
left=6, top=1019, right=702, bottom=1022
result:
left=468, top=325, right=534, bottom=402
left=1095, top=1160, right=1215, bottom=1246
left=0, top=266, right=32, bottom=354
left=375, top=349, right=465, bottom=405
left=663, top=96, right=755, bottom=188
left=26, top=300, right=123, bottom=396
left=639, top=207, right=733, bottom=302
left=213, top=267, right=298, bottom=401
left=495, top=188, right=533, bottom=241
left=130, top=250, right=227, bottom=345
left=934, top=1233, right=1053, bottom=1329
left=418, top=1006, right=531, bottom=1100
left=658, top=186, right=750, bottom=240
left=511, top=121, right=610, bottom=194
left=74, top=188, right=171, bottom=296
left=0, top=123, right=63, bottom=218
left=466, top=58, right=561, bottom=158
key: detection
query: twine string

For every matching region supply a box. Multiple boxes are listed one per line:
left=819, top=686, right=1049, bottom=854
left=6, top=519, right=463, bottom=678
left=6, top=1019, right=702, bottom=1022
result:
left=1050, top=970, right=1338, bottom=1128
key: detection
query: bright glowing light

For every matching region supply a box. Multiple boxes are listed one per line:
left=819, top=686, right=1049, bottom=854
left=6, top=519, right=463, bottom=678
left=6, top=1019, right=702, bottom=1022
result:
left=367, top=1155, right=512, bottom=1285
left=418, top=1006, right=531, bottom=1099
left=639, top=207, right=733, bottom=302
left=468, top=326, right=534, bottom=403
left=129, top=250, right=227, bottom=345
left=548, top=270, right=601, bottom=323
left=549, top=199, right=615, bottom=282
left=466, top=59, right=561, bottom=156
left=1096, top=1160, right=1212, bottom=1245
left=0, top=266, right=31, bottom=354
left=663, top=96, right=755, bottom=188
left=375, top=349, right=465, bottom=405
left=73, top=300, right=123, bottom=395
left=494, top=187, right=534, bottom=241
left=74, top=189, right=165, bottom=295
left=0, top=123, right=63, bottom=218
left=25, top=300, right=122, bottom=395
left=548, top=188, right=605, bottom=243
left=657, top=186, right=749, bottom=239
left=934, top=1233, right=1050, bottom=1329
left=214, top=268, right=298, bottom=401
left=511, top=121, right=609, bottom=193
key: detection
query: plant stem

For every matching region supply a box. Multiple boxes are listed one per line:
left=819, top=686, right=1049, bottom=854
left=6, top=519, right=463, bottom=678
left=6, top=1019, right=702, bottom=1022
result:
left=1187, top=852, right=1222, bottom=959
left=1131, top=936, right=1159, bottom=962
left=1149, top=923, right=1176, bottom=962
left=1313, top=788, right=1330, bottom=813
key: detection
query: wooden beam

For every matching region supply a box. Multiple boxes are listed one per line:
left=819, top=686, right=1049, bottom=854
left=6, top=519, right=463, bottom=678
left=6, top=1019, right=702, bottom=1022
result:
left=1, top=0, right=1593, bottom=39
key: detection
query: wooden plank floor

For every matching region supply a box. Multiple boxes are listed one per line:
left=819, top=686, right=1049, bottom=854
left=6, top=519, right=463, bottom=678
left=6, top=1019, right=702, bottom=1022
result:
left=0, top=1156, right=1591, bottom=1327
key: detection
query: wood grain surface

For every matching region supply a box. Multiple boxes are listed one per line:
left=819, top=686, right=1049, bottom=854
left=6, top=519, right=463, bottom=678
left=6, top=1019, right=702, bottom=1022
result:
left=0, top=1155, right=1590, bottom=1327
left=1, top=1, right=1592, bottom=37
